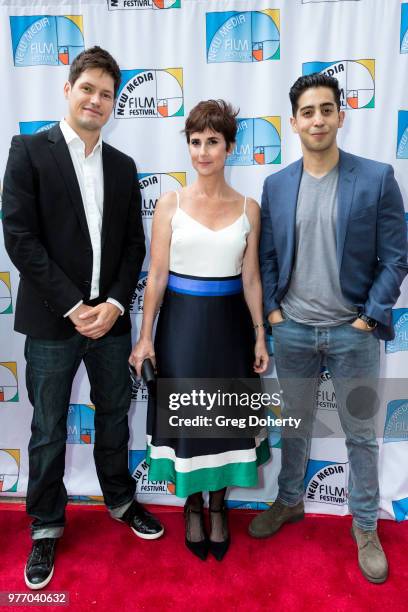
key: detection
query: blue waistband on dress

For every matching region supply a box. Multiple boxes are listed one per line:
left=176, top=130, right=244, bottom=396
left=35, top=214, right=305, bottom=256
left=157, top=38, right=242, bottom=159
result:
left=167, top=273, right=243, bottom=296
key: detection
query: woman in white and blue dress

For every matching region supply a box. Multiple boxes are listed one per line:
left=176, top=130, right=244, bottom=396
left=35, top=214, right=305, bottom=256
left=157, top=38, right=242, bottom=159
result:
left=130, top=100, right=269, bottom=561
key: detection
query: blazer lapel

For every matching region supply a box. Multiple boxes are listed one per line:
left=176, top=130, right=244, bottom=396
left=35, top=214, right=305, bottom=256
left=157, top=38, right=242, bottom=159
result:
left=285, top=158, right=303, bottom=268
left=48, top=125, right=91, bottom=244
left=336, top=149, right=356, bottom=268
left=101, top=143, right=116, bottom=247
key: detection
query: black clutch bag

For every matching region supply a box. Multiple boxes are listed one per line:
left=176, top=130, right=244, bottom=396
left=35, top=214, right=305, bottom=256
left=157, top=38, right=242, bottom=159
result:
left=129, top=359, right=156, bottom=394
left=141, top=358, right=156, bottom=387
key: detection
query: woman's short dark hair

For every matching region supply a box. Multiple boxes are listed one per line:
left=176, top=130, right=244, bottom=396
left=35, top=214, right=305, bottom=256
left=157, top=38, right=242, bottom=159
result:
left=289, top=73, right=341, bottom=115
left=68, top=46, right=122, bottom=98
left=184, top=100, right=239, bottom=148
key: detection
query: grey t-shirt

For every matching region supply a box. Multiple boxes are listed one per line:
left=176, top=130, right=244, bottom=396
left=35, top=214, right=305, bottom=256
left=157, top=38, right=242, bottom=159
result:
left=281, top=166, right=357, bottom=326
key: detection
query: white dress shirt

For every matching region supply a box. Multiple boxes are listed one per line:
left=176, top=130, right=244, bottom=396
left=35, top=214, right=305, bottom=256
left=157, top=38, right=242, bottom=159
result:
left=60, top=119, right=123, bottom=316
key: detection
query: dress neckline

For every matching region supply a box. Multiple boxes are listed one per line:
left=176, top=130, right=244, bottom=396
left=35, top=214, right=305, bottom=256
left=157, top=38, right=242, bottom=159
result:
left=177, top=207, right=246, bottom=233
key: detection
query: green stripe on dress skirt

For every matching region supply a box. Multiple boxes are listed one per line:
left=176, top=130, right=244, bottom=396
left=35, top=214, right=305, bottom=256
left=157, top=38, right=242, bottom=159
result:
left=146, top=438, right=270, bottom=498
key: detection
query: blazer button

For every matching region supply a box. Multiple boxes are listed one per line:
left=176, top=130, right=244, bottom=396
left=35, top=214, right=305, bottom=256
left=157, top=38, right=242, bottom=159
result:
left=83, top=280, right=91, bottom=287
left=43, top=300, right=49, bottom=307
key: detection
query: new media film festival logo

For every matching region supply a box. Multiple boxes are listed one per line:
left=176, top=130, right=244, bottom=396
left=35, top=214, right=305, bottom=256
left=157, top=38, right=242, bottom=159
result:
left=0, top=362, right=18, bottom=402
left=139, top=172, right=186, bottom=219
left=129, top=450, right=175, bottom=495
left=316, top=368, right=337, bottom=411
left=393, top=497, right=408, bottom=522
left=383, top=400, right=408, bottom=444
left=115, top=69, right=184, bottom=119
left=10, top=15, right=84, bottom=67
left=0, top=450, right=20, bottom=493
left=107, top=0, right=180, bottom=9
left=0, top=273, right=13, bottom=315
left=226, top=500, right=269, bottom=511
left=130, top=271, right=148, bottom=316
left=128, top=271, right=149, bottom=403
left=397, top=112, right=408, bottom=159
left=206, top=9, right=280, bottom=63
left=401, top=3, right=408, bottom=54
left=304, top=459, right=348, bottom=506
left=303, top=60, right=375, bottom=110
left=385, top=309, right=408, bottom=354
left=226, top=117, right=281, bottom=166
left=19, top=121, right=57, bottom=135
left=67, top=404, right=95, bottom=444
left=131, top=376, right=149, bottom=403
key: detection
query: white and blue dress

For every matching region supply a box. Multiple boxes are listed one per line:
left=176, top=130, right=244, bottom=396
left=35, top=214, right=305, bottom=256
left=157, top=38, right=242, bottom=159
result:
left=146, top=192, right=270, bottom=497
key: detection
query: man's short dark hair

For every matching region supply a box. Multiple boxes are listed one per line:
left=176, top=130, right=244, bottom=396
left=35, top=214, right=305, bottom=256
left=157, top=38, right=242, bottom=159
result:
left=68, top=46, right=122, bottom=98
left=289, top=73, right=341, bottom=116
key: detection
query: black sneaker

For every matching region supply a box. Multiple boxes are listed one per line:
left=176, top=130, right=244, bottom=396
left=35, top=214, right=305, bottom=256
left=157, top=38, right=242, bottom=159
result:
left=118, top=501, right=164, bottom=540
left=24, top=538, right=57, bottom=590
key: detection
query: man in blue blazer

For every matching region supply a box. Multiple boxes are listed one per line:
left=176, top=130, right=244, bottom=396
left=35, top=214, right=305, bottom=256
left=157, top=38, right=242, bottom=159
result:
left=249, top=73, right=407, bottom=583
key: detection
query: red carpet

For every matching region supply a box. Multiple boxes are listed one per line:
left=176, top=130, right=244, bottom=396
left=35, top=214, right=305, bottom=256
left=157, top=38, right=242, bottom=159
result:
left=0, top=504, right=407, bottom=612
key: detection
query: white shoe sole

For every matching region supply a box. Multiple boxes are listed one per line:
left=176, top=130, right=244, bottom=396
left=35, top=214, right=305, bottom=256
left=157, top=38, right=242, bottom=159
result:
left=24, top=564, right=54, bottom=590
left=130, top=525, right=164, bottom=540
left=113, top=514, right=164, bottom=539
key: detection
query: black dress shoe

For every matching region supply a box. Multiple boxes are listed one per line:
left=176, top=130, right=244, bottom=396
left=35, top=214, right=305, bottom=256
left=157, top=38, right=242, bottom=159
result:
left=209, top=507, right=230, bottom=561
left=24, top=538, right=57, bottom=590
left=119, top=501, right=164, bottom=540
left=184, top=498, right=209, bottom=561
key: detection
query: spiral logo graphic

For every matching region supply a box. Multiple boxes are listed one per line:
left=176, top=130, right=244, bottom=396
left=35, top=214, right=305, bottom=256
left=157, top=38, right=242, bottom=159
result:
left=206, top=10, right=280, bottom=63
left=226, top=117, right=281, bottom=166
left=0, top=450, right=20, bottom=493
left=139, top=173, right=186, bottom=219
left=0, top=273, right=12, bottom=315
left=10, top=15, right=84, bottom=66
left=397, top=111, right=408, bottom=159
left=107, top=0, right=180, bottom=10
left=19, top=121, right=58, bottom=135
left=67, top=404, right=95, bottom=444
left=0, top=363, right=18, bottom=402
left=115, top=69, right=184, bottom=119
left=303, top=59, right=375, bottom=110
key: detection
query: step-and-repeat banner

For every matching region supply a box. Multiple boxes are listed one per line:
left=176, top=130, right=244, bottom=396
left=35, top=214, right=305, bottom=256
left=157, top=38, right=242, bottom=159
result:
left=0, top=0, right=407, bottom=521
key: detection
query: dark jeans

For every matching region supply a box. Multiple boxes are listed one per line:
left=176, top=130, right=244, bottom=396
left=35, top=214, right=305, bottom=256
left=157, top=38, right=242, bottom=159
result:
left=25, top=332, right=135, bottom=539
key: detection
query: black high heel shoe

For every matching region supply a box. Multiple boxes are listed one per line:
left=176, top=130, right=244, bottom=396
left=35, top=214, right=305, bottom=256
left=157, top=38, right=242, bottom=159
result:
left=184, top=497, right=209, bottom=561
left=209, top=505, right=230, bottom=561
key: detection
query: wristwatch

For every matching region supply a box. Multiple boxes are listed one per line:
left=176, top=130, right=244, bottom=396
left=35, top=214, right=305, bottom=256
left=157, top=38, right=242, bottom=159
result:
left=357, top=313, right=377, bottom=330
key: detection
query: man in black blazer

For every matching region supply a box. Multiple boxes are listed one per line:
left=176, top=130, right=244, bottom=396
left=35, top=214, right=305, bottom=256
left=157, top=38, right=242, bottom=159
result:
left=2, top=46, right=163, bottom=590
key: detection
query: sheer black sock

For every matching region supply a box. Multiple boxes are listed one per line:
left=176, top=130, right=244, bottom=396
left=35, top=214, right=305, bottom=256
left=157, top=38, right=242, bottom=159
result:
left=185, top=493, right=205, bottom=543
left=209, top=488, right=228, bottom=543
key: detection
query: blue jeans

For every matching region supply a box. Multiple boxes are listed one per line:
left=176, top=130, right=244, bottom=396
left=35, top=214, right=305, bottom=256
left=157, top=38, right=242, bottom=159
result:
left=25, top=332, right=135, bottom=540
left=272, top=318, right=380, bottom=530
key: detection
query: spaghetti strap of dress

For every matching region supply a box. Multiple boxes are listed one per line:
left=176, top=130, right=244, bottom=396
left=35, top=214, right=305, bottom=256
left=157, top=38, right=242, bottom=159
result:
left=174, top=190, right=180, bottom=209
left=243, top=196, right=247, bottom=214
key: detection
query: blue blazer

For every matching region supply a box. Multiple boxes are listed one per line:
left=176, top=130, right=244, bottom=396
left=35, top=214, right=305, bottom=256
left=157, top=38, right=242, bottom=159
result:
left=260, top=150, right=408, bottom=340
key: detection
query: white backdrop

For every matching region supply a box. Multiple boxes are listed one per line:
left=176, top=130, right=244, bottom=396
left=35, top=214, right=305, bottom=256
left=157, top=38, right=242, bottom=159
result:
left=0, top=0, right=407, bottom=522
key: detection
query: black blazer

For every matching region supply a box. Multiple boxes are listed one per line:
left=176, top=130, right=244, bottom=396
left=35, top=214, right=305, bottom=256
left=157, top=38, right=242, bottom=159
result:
left=2, top=124, right=145, bottom=339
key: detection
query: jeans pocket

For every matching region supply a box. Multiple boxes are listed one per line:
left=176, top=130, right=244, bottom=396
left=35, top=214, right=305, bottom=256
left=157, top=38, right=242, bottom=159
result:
left=270, top=320, right=287, bottom=331
left=271, top=312, right=289, bottom=326
left=270, top=318, right=290, bottom=336
left=347, top=323, right=373, bottom=335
